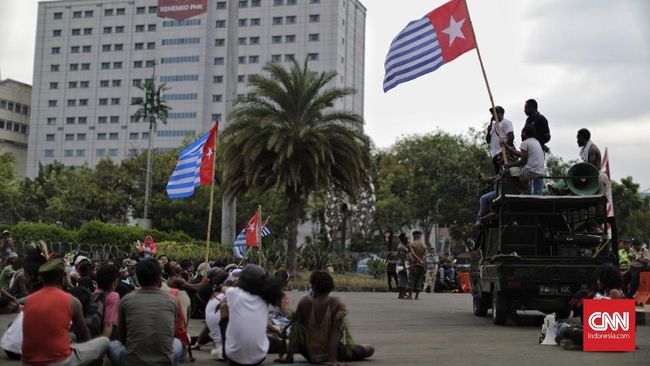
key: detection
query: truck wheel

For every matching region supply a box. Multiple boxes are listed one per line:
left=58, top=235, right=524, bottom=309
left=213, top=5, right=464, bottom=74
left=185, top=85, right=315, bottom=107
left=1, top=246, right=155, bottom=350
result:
left=492, top=291, right=510, bottom=325
left=472, top=287, right=489, bottom=316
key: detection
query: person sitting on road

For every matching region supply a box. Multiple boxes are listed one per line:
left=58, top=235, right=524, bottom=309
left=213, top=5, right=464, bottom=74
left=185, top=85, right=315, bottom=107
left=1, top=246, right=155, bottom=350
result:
left=280, top=271, right=374, bottom=365
left=622, top=239, right=650, bottom=299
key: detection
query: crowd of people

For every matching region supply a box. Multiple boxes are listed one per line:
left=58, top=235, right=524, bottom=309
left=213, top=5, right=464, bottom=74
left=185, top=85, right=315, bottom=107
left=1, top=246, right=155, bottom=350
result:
left=0, top=232, right=374, bottom=365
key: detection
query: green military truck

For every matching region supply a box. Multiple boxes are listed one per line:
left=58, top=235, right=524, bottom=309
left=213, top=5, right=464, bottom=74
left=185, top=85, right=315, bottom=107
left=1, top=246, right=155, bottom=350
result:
left=469, top=173, right=613, bottom=325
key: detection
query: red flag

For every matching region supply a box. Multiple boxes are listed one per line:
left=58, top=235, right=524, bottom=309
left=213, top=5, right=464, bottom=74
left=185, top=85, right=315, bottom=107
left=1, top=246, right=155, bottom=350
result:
left=427, top=0, right=477, bottom=64
left=245, top=210, right=260, bottom=247
left=199, top=122, right=218, bottom=185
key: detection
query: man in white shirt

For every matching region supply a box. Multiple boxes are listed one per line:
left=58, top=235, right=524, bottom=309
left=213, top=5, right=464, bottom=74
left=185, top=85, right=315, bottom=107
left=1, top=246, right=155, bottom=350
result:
left=485, top=106, right=514, bottom=174
left=503, top=125, right=545, bottom=194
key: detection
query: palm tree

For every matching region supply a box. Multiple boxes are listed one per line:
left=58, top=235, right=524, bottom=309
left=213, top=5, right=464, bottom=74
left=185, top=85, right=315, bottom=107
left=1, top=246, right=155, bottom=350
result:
left=222, top=60, right=371, bottom=274
left=131, top=78, right=171, bottom=225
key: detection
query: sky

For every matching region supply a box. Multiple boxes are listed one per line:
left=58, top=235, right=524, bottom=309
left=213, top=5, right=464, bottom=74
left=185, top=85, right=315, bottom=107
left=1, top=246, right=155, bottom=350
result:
left=1, top=0, right=649, bottom=190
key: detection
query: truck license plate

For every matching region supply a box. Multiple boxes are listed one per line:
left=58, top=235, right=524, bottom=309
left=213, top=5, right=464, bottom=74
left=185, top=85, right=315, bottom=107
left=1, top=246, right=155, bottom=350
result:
left=538, top=285, right=572, bottom=296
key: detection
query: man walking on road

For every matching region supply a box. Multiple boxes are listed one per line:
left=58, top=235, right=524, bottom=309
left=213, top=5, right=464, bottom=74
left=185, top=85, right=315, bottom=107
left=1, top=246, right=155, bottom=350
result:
left=407, top=231, right=427, bottom=300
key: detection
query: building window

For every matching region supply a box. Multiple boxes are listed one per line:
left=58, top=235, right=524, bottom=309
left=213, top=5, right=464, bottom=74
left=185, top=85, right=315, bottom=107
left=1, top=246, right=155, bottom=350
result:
left=134, top=43, right=144, bottom=50
left=77, top=133, right=86, bottom=141
left=161, top=37, right=201, bottom=45
left=100, top=80, right=110, bottom=87
left=71, top=46, right=80, bottom=53
left=47, top=117, right=57, bottom=125
left=65, top=133, right=74, bottom=141
left=99, top=98, right=108, bottom=105
left=141, top=132, right=150, bottom=139
left=214, top=57, right=225, bottom=65
left=53, top=12, right=63, bottom=19
left=272, top=17, right=283, bottom=25
left=215, top=39, right=225, bottom=47
left=82, top=45, right=91, bottom=53
left=68, top=81, right=78, bottom=88
left=50, top=64, right=59, bottom=72
left=133, top=61, right=143, bottom=68
left=238, top=56, right=246, bottom=64
left=49, top=82, right=58, bottom=89
left=148, top=6, right=157, bottom=13
left=81, top=63, right=90, bottom=70
left=216, top=20, right=226, bottom=28
left=239, top=0, right=248, bottom=8
left=285, top=54, right=295, bottom=62
left=135, top=24, right=145, bottom=32
left=136, top=7, right=145, bottom=14
left=44, top=149, right=55, bottom=157
left=108, top=149, right=118, bottom=157
left=129, top=132, right=139, bottom=140
left=104, top=9, right=114, bottom=16
left=52, top=29, right=62, bottom=38
left=80, top=81, right=89, bottom=88
left=98, top=116, right=107, bottom=124
left=309, top=14, right=320, bottom=23
left=72, top=28, right=81, bottom=36
left=85, top=10, right=93, bottom=17
left=250, top=18, right=261, bottom=26
left=238, top=75, right=246, bottom=83
left=51, top=47, right=60, bottom=54
left=148, top=24, right=156, bottom=31
left=79, top=99, right=88, bottom=106
left=101, top=62, right=110, bottom=70
left=111, top=98, right=120, bottom=105
left=46, top=134, right=55, bottom=141
left=274, top=0, right=284, bottom=5
left=146, top=60, right=155, bottom=68
left=115, top=26, right=125, bottom=33
left=286, top=16, right=296, bottom=24
left=238, top=37, right=247, bottom=45
left=271, top=54, right=281, bottom=62
left=78, top=116, right=87, bottom=124
left=112, top=80, right=121, bottom=87
left=103, top=26, right=112, bottom=33
left=309, top=33, right=320, bottom=42
left=66, top=117, right=75, bottom=125
left=217, top=2, right=227, bottom=9
left=161, top=56, right=200, bottom=64
left=75, top=149, right=85, bottom=157
left=132, top=79, right=142, bottom=87
left=73, top=11, right=82, bottom=18
left=110, top=116, right=120, bottom=123
left=113, top=62, right=122, bottom=69
left=117, top=8, right=126, bottom=15
left=272, top=35, right=282, bottom=44
left=252, top=0, right=261, bottom=7
left=162, top=19, right=201, bottom=27
left=163, top=93, right=198, bottom=101
left=288, top=0, right=297, bottom=4
left=249, top=36, right=260, bottom=45
left=213, top=75, right=223, bottom=83
left=147, top=42, right=156, bottom=49
left=102, top=44, right=112, bottom=52
left=84, top=28, right=92, bottom=35
left=239, top=18, right=248, bottom=27
left=249, top=55, right=259, bottom=63
left=114, top=44, right=124, bottom=51
left=63, top=149, right=74, bottom=157
left=96, top=149, right=106, bottom=157
left=285, top=35, right=295, bottom=43
left=109, top=133, right=119, bottom=140
left=97, top=133, right=107, bottom=140
left=307, top=53, right=319, bottom=61
left=67, top=99, right=76, bottom=107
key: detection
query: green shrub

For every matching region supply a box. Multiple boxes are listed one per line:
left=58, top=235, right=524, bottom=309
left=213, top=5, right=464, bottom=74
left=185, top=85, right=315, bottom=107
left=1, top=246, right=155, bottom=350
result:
left=76, top=221, right=192, bottom=247
left=11, top=222, right=77, bottom=244
left=367, top=258, right=387, bottom=279
left=157, top=241, right=235, bottom=264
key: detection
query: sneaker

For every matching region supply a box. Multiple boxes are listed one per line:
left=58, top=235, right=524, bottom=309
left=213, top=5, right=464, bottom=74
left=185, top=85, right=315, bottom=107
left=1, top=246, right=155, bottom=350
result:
left=211, top=347, right=224, bottom=360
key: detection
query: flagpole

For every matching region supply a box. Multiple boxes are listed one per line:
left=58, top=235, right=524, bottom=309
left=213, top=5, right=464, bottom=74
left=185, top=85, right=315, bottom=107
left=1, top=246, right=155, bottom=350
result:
left=204, top=123, right=219, bottom=268
left=257, top=205, right=262, bottom=267
left=465, top=2, right=508, bottom=165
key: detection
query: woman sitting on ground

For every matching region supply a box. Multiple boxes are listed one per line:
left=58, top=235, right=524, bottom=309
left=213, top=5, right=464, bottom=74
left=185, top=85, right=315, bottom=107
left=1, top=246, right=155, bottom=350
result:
left=281, top=271, right=374, bottom=365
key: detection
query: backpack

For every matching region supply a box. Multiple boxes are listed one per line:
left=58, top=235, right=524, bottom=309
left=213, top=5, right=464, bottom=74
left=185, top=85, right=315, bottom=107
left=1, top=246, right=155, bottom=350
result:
left=85, top=291, right=106, bottom=338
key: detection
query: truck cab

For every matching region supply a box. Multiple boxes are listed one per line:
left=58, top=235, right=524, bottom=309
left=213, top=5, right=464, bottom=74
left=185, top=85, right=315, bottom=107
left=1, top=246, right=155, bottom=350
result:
left=470, top=176, right=612, bottom=325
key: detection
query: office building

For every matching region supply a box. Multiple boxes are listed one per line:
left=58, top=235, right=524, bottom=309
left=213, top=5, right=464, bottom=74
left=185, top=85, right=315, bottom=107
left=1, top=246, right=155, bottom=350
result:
left=0, top=78, right=31, bottom=176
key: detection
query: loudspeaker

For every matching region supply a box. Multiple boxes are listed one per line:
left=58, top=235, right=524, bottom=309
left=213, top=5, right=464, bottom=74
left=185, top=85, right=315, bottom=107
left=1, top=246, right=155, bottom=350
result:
left=540, top=314, right=558, bottom=345
left=565, top=163, right=599, bottom=195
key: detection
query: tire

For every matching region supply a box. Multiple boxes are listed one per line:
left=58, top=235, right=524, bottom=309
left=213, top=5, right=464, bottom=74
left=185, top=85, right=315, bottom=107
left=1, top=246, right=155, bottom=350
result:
left=492, top=291, right=510, bottom=325
left=472, top=287, right=489, bottom=316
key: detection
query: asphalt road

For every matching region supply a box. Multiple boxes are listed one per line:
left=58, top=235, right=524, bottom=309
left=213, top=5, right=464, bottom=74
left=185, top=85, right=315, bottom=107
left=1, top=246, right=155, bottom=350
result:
left=0, top=291, right=647, bottom=365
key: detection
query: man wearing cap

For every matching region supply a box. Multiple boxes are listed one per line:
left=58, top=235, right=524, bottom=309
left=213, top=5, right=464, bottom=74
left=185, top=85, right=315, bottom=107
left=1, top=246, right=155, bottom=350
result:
left=486, top=106, right=515, bottom=174
left=0, top=252, right=18, bottom=291
left=22, top=258, right=110, bottom=366
left=407, top=231, right=427, bottom=300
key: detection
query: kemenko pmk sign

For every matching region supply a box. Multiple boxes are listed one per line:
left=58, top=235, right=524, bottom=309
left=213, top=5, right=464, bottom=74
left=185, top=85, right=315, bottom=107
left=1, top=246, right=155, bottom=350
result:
left=158, top=0, right=208, bottom=21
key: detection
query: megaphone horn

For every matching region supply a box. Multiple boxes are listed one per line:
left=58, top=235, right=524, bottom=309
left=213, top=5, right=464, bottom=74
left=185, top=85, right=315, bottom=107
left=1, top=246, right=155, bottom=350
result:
left=565, top=163, right=600, bottom=196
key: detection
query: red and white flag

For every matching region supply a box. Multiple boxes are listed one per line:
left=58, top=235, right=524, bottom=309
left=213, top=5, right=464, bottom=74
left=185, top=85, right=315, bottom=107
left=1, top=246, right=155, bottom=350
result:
left=602, top=148, right=614, bottom=218
left=245, top=210, right=260, bottom=247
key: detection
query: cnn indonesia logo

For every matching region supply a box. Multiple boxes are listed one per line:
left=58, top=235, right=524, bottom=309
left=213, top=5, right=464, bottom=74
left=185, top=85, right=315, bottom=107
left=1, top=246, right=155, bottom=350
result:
left=583, top=299, right=635, bottom=352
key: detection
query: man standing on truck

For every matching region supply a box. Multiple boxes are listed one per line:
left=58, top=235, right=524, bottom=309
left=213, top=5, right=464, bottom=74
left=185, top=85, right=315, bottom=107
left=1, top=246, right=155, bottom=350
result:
left=576, top=128, right=602, bottom=169
left=407, top=231, right=427, bottom=300
left=524, top=99, right=551, bottom=153
left=502, top=125, right=545, bottom=195
left=485, top=106, right=515, bottom=174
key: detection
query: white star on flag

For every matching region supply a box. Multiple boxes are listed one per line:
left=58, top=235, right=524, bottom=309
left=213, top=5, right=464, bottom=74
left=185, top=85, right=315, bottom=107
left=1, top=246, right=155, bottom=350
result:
left=205, top=147, right=213, bottom=159
left=442, top=15, right=466, bottom=46
left=247, top=223, right=256, bottom=232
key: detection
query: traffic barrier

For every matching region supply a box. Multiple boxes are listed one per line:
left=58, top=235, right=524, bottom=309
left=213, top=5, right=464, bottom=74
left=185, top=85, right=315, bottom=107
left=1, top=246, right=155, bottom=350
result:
left=459, top=272, right=472, bottom=293
left=634, top=272, right=650, bottom=305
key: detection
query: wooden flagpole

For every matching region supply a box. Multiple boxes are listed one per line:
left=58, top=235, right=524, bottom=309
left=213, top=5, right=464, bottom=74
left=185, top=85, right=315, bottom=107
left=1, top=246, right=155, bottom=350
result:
left=204, top=123, right=218, bottom=268
left=465, top=2, right=508, bottom=165
left=257, top=205, right=262, bottom=267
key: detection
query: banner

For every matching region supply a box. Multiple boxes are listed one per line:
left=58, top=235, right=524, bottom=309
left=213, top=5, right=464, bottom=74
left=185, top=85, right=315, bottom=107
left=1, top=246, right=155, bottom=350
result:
left=158, top=0, right=207, bottom=21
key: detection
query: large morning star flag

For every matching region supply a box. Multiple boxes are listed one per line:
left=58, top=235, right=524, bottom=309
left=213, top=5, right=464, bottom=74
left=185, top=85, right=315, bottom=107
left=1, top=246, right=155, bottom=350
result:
left=383, top=0, right=477, bottom=92
left=166, top=122, right=218, bottom=198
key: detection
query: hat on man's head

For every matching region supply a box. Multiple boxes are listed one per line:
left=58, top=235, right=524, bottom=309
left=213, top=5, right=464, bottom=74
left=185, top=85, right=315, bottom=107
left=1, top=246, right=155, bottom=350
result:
left=489, top=106, right=505, bottom=114
left=39, top=258, right=65, bottom=274
left=74, top=255, right=89, bottom=266
left=240, top=264, right=267, bottom=282
left=6, top=252, right=18, bottom=260
left=2, top=230, right=9, bottom=235
left=123, top=259, right=137, bottom=267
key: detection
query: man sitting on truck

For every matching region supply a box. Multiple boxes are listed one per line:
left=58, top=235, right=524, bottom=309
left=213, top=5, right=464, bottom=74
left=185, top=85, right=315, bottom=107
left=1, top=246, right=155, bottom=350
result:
left=502, top=125, right=545, bottom=195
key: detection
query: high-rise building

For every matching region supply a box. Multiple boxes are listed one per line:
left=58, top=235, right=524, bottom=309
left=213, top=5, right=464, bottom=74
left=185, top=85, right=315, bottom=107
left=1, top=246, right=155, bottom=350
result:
left=0, top=79, right=32, bottom=177
left=27, top=0, right=366, bottom=177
